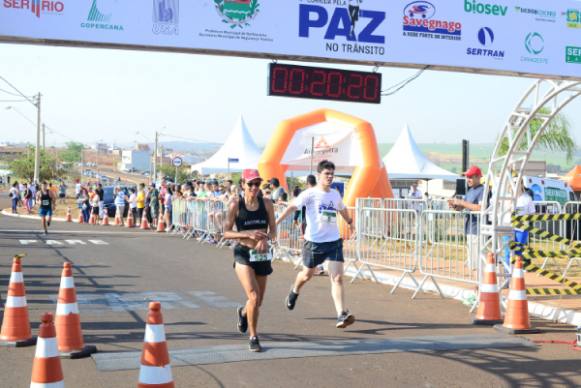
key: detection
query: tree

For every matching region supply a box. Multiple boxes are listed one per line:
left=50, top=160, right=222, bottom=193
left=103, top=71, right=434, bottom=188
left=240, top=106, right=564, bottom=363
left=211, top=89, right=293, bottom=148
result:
left=59, top=142, right=84, bottom=164
left=159, top=164, right=190, bottom=184
left=9, top=147, right=65, bottom=182
left=499, top=108, right=576, bottom=162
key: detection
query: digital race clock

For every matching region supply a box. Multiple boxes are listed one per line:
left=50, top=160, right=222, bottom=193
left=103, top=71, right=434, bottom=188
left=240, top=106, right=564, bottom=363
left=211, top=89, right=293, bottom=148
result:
left=268, top=63, right=382, bottom=104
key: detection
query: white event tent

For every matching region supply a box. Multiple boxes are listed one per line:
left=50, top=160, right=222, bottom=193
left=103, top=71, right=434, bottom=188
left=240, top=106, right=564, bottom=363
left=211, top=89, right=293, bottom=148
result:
left=191, top=115, right=262, bottom=174
left=383, top=125, right=458, bottom=181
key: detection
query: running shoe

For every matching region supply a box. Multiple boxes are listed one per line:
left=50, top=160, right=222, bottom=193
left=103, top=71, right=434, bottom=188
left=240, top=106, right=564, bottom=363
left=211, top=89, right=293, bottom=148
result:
left=47, top=220, right=51, bottom=227
left=285, top=289, right=299, bottom=310
left=336, top=310, right=355, bottom=328
left=249, top=336, right=262, bottom=352
left=236, top=306, right=248, bottom=334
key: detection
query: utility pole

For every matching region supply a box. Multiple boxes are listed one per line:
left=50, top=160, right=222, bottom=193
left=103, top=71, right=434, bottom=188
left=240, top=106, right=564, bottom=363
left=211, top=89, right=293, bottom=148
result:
left=42, top=123, right=46, bottom=150
left=153, top=131, right=159, bottom=185
left=34, top=93, right=41, bottom=184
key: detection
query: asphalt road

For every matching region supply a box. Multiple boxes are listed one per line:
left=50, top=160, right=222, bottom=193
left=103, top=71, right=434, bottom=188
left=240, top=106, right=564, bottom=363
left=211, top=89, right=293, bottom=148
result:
left=0, top=203, right=580, bottom=387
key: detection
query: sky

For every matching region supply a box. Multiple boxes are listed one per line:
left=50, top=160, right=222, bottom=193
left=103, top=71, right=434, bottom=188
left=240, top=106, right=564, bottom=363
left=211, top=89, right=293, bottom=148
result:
left=0, top=43, right=580, bottom=148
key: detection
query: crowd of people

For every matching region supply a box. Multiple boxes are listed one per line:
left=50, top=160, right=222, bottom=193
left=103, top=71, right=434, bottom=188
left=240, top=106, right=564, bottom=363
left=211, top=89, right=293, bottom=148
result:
left=8, top=179, right=67, bottom=215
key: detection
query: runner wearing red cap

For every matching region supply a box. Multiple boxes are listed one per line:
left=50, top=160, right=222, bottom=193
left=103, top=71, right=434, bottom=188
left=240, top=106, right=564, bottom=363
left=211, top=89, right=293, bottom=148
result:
left=224, top=169, right=276, bottom=352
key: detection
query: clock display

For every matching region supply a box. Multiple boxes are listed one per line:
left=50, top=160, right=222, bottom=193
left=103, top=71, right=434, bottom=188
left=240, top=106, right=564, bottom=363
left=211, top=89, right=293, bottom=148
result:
left=268, top=63, right=382, bottom=104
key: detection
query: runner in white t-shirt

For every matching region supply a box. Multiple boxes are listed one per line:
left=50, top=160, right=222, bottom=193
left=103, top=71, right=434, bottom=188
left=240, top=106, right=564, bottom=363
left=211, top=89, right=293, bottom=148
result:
left=276, top=160, right=356, bottom=329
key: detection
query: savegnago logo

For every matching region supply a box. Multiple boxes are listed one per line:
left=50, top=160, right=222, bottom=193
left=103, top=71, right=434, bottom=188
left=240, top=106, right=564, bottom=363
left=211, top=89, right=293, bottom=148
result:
left=214, top=0, right=260, bottom=29
left=403, top=1, right=462, bottom=40
left=299, top=1, right=386, bottom=56
left=81, top=0, right=124, bottom=31
left=521, top=32, right=548, bottom=64
left=3, top=0, right=65, bottom=18
left=466, top=27, right=504, bottom=59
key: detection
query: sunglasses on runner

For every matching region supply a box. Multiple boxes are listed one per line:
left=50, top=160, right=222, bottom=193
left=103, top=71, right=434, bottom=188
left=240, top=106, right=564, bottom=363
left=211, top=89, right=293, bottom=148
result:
left=246, top=181, right=262, bottom=188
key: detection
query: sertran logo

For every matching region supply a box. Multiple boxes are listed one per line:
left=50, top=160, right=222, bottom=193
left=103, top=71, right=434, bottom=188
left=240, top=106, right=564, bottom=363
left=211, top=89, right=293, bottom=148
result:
left=566, top=46, right=581, bottom=64
left=81, top=0, right=124, bottom=31
left=464, top=0, right=507, bottom=16
left=525, top=32, right=543, bottom=55
left=3, top=0, right=64, bottom=18
left=466, top=27, right=504, bottom=59
left=403, top=1, right=462, bottom=40
left=214, top=0, right=260, bottom=29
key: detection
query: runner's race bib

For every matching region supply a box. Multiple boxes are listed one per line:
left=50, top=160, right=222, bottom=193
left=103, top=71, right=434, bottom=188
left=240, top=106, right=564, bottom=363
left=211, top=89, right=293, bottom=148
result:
left=249, top=249, right=272, bottom=263
left=319, top=209, right=337, bottom=225
left=42, top=200, right=50, bottom=206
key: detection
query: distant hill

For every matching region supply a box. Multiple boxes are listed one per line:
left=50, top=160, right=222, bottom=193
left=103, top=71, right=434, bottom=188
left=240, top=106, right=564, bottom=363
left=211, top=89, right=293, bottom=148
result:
left=378, top=143, right=580, bottom=174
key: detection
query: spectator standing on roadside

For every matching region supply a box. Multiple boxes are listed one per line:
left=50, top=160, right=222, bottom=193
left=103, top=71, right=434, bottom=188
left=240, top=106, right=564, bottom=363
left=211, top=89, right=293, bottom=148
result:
left=96, top=183, right=104, bottom=219
left=114, top=186, right=128, bottom=226
left=75, top=179, right=81, bottom=198
left=149, top=183, right=160, bottom=228
left=22, top=183, right=32, bottom=214
left=270, top=178, right=286, bottom=202
left=9, top=182, right=20, bottom=213
left=164, top=185, right=173, bottom=232
left=79, top=187, right=91, bottom=223
left=129, top=187, right=138, bottom=222
left=136, top=183, right=146, bottom=224
left=59, top=181, right=67, bottom=204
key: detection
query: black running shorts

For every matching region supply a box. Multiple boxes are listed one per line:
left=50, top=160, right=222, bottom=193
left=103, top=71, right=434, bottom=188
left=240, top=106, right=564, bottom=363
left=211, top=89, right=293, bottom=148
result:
left=233, top=244, right=273, bottom=276
left=302, top=239, right=344, bottom=268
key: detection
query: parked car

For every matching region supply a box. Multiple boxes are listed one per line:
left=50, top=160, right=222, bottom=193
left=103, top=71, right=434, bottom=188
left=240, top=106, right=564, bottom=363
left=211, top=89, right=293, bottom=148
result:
left=102, top=185, right=135, bottom=217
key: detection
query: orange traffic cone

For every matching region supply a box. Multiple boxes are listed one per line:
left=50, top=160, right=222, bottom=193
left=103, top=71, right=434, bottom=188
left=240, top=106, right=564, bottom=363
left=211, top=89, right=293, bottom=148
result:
left=127, top=210, right=135, bottom=228
left=77, top=212, right=84, bottom=224
left=138, top=302, right=174, bottom=388
left=101, top=214, right=109, bottom=226
left=55, top=262, right=97, bottom=358
left=30, top=313, right=64, bottom=387
left=66, top=207, right=72, bottom=222
left=473, top=253, right=502, bottom=325
left=141, top=215, right=150, bottom=230
left=157, top=215, right=166, bottom=233
left=495, top=256, right=540, bottom=334
left=0, top=254, right=36, bottom=347
left=114, top=211, right=121, bottom=226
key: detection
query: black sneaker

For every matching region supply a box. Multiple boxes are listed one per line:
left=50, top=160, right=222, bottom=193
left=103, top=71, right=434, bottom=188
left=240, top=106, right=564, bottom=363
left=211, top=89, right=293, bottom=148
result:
left=249, top=336, right=262, bottom=352
left=236, top=306, right=248, bottom=334
left=336, top=311, right=355, bottom=329
left=47, top=220, right=51, bottom=227
left=285, top=290, right=299, bottom=310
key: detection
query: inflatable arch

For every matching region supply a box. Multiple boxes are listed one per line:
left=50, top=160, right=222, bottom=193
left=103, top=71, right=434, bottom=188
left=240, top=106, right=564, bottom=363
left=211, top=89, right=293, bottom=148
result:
left=258, top=109, right=393, bottom=208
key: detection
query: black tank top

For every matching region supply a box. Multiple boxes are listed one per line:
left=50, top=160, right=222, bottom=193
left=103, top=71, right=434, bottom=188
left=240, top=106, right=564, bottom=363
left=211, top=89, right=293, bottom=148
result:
left=236, top=197, right=268, bottom=231
left=40, top=191, right=52, bottom=209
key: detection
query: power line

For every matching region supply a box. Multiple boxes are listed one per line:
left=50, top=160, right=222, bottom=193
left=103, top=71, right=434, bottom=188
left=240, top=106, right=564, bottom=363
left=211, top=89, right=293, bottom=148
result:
left=0, top=75, right=37, bottom=107
left=0, top=87, right=31, bottom=98
left=381, top=66, right=428, bottom=96
left=0, top=99, right=28, bottom=103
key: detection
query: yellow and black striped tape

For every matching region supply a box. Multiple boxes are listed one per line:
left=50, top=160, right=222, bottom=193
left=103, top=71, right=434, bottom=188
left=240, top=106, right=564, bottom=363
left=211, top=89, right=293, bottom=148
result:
left=527, top=288, right=581, bottom=296
left=512, top=213, right=581, bottom=222
left=508, top=241, right=581, bottom=258
left=509, top=257, right=581, bottom=292
left=511, top=222, right=581, bottom=249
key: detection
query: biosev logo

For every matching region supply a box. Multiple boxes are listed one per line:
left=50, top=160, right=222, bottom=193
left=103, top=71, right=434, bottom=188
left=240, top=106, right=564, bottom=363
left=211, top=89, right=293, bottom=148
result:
left=403, top=1, right=462, bottom=40
left=213, top=0, right=260, bottom=29
left=3, top=0, right=64, bottom=18
left=466, top=27, right=504, bottom=59
left=81, top=0, right=124, bottom=31
left=464, top=0, right=507, bottom=16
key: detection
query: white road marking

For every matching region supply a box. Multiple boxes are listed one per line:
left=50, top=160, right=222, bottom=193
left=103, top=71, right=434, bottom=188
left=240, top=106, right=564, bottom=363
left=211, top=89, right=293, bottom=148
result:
left=18, top=239, right=109, bottom=246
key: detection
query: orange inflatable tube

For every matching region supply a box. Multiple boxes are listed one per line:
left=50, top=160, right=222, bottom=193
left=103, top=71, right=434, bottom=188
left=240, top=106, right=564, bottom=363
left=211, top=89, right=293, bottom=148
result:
left=258, top=109, right=393, bottom=209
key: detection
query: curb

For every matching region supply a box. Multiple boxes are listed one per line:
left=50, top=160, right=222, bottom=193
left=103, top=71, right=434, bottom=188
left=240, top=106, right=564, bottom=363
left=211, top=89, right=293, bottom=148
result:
left=2, top=209, right=68, bottom=222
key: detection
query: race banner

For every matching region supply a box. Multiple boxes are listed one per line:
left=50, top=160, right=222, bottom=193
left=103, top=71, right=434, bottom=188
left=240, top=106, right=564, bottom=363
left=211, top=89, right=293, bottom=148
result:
left=0, top=0, right=579, bottom=80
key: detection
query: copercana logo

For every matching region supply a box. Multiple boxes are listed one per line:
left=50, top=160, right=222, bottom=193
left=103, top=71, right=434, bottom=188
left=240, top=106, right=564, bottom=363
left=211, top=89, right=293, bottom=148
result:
left=466, top=27, right=505, bottom=59
left=464, top=0, right=507, bottom=16
left=81, top=0, right=124, bottom=31
left=153, top=0, right=178, bottom=35
left=521, top=32, right=547, bottom=64
left=566, top=46, right=581, bottom=64
left=3, top=0, right=64, bottom=18
left=565, top=9, right=581, bottom=28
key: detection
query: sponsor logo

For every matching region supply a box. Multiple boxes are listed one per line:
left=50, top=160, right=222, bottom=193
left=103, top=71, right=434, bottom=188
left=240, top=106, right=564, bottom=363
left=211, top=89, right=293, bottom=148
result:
left=521, top=32, right=548, bottom=64
left=299, top=1, right=386, bottom=56
left=403, top=1, right=462, bottom=40
left=466, top=27, right=504, bottom=59
left=464, top=0, right=507, bottom=16
left=565, top=9, right=581, bottom=28
left=514, top=6, right=556, bottom=23
left=213, top=0, right=260, bottom=29
left=304, top=136, right=339, bottom=156
left=566, top=46, right=581, bottom=64
left=2, top=0, right=64, bottom=18
left=153, top=0, right=178, bottom=35
left=81, top=0, right=124, bottom=31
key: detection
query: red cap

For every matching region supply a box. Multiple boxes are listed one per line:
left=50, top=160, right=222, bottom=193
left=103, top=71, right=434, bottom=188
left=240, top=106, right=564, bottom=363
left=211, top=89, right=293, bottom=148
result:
left=464, top=165, right=482, bottom=177
left=242, top=169, right=262, bottom=182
